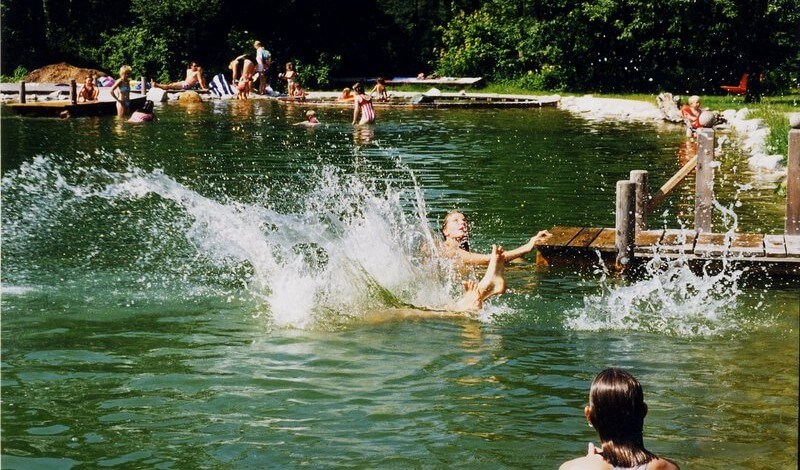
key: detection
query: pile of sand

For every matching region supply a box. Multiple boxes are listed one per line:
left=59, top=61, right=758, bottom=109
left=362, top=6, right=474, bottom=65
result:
left=25, top=62, right=110, bottom=84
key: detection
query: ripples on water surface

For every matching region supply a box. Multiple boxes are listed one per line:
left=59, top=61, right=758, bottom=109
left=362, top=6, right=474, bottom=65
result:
left=1, top=100, right=797, bottom=468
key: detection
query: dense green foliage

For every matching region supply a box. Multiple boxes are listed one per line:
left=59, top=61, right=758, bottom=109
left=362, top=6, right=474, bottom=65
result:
left=435, top=0, right=800, bottom=96
left=1, top=0, right=797, bottom=95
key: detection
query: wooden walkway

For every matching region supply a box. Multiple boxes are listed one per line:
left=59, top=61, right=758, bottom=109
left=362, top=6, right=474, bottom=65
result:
left=536, top=226, right=800, bottom=276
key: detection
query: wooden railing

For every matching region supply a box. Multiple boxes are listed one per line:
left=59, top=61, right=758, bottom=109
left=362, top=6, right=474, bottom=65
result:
left=614, top=125, right=800, bottom=268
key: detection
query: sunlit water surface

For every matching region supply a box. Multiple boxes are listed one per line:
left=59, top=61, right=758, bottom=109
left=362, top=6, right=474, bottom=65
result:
left=1, top=100, right=797, bottom=469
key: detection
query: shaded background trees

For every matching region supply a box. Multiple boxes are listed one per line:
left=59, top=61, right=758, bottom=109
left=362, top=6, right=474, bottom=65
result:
left=1, top=0, right=797, bottom=95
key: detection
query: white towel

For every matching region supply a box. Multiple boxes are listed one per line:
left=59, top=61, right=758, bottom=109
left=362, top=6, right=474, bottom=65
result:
left=209, top=74, right=235, bottom=97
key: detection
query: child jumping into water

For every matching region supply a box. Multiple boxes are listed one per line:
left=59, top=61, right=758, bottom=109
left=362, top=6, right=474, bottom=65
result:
left=438, top=210, right=552, bottom=312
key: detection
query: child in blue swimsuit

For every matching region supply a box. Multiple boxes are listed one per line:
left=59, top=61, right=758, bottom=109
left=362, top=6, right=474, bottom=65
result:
left=110, top=65, right=133, bottom=117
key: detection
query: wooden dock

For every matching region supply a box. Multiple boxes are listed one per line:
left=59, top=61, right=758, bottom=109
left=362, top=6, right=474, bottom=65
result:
left=536, top=226, right=800, bottom=276
left=6, top=96, right=146, bottom=117
left=536, top=126, right=800, bottom=278
left=278, top=93, right=559, bottom=109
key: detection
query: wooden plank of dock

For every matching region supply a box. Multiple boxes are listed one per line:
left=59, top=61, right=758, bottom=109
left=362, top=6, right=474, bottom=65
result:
left=694, top=233, right=728, bottom=257
left=569, top=227, right=603, bottom=247
left=764, top=234, right=787, bottom=257
left=535, top=226, right=799, bottom=276
left=729, top=233, right=764, bottom=257
left=786, top=235, right=800, bottom=257
left=660, top=229, right=698, bottom=253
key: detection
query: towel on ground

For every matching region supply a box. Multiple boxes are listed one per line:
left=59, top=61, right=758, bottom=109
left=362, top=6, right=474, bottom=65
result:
left=209, top=74, right=235, bottom=97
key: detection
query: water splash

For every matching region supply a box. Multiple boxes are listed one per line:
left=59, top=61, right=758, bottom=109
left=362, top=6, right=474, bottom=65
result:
left=2, top=154, right=465, bottom=328
left=566, top=205, right=753, bottom=336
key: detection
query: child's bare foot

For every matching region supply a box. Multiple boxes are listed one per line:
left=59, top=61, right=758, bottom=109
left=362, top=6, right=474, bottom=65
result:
left=451, top=280, right=482, bottom=312
left=477, top=244, right=506, bottom=299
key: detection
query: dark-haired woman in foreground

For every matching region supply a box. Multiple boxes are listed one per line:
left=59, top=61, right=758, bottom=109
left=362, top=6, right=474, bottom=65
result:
left=560, top=368, right=679, bottom=470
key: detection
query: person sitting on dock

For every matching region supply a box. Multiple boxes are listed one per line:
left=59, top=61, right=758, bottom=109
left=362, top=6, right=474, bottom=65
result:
left=153, top=61, right=208, bottom=91
left=291, top=81, right=308, bottom=101
left=559, top=368, right=680, bottom=470
left=370, top=77, right=389, bottom=101
left=338, top=87, right=354, bottom=102
left=77, top=76, right=99, bottom=102
left=110, top=65, right=133, bottom=117
left=440, top=210, right=551, bottom=266
left=352, top=82, right=375, bottom=125
left=128, top=100, right=155, bottom=123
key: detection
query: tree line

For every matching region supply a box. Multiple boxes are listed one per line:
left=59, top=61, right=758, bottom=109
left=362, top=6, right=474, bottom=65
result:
left=1, top=0, right=797, bottom=98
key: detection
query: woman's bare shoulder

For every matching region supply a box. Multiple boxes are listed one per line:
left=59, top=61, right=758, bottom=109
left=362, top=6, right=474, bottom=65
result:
left=559, top=455, right=609, bottom=470
left=648, top=458, right=680, bottom=470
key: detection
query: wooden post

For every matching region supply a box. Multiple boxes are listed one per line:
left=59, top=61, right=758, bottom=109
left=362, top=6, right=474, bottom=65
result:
left=615, top=180, right=636, bottom=269
left=69, top=79, right=77, bottom=105
left=19, top=81, right=26, bottom=103
left=140, top=76, right=147, bottom=95
left=630, top=170, right=648, bottom=233
left=695, top=128, right=715, bottom=232
left=786, top=129, right=800, bottom=235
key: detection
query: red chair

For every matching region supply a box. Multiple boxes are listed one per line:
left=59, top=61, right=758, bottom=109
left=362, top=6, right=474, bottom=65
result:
left=721, top=73, right=747, bottom=95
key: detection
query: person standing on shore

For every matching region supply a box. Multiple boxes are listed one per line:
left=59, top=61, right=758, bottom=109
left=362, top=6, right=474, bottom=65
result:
left=254, top=41, right=272, bottom=95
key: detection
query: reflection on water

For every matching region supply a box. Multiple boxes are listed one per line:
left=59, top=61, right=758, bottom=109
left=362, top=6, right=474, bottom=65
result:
left=353, top=125, right=374, bottom=146
left=1, top=101, right=796, bottom=468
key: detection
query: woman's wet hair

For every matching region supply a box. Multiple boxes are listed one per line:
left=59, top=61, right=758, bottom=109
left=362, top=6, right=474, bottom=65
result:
left=141, top=100, right=154, bottom=113
left=352, top=83, right=363, bottom=94
left=587, top=368, right=656, bottom=467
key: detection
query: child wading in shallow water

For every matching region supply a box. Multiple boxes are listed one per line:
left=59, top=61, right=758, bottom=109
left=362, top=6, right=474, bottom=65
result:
left=110, top=65, right=133, bottom=117
left=351, top=83, right=375, bottom=125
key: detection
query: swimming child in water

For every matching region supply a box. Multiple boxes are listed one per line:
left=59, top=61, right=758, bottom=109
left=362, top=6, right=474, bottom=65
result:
left=128, top=100, right=155, bottom=123
left=294, top=110, right=320, bottom=126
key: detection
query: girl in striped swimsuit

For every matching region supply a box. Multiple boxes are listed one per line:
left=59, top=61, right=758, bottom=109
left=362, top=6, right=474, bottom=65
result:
left=351, top=83, right=375, bottom=125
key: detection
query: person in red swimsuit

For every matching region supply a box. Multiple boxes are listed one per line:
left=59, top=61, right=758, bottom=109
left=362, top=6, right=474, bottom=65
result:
left=680, top=95, right=702, bottom=135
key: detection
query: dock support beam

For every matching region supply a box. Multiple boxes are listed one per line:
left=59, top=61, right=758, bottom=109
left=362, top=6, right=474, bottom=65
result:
left=69, top=79, right=77, bottom=105
left=630, top=170, right=649, bottom=233
left=695, top=128, right=715, bottom=232
left=141, top=76, right=147, bottom=96
left=787, top=128, right=800, bottom=235
left=19, top=81, right=26, bottom=104
left=615, top=180, right=636, bottom=270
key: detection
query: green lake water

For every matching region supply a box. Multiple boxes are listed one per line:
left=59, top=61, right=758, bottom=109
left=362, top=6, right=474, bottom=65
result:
left=1, top=100, right=797, bottom=468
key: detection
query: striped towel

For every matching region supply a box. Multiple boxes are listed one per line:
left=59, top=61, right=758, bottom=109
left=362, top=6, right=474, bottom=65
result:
left=209, top=74, right=235, bottom=97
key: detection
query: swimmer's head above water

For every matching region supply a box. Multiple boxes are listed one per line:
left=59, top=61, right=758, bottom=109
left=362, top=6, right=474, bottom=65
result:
left=441, top=210, right=470, bottom=251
